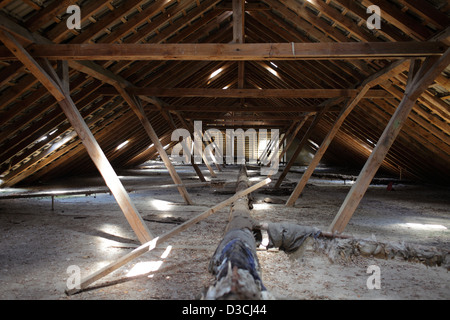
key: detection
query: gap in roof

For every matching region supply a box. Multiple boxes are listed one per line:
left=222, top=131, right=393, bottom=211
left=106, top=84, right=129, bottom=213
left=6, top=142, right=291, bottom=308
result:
left=116, top=140, right=130, bottom=151
left=209, top=68, right=223, bottom=79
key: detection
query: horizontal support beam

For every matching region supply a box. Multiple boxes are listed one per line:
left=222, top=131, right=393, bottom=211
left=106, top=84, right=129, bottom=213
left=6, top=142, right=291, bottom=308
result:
left=216, top=3, right=270, bottom=10
left=0, top=42, right=446, bottom=61
left=197, top=120, right=291, bottom=126
left=157, top=105, right=341, bottom=113
left=185, top=115, right=307, bottom=120
left=99, top=87, right=393, bottom=99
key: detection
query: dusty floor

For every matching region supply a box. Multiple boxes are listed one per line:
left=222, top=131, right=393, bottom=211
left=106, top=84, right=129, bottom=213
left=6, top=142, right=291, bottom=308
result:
left=0, top=163, right=448, bottom=300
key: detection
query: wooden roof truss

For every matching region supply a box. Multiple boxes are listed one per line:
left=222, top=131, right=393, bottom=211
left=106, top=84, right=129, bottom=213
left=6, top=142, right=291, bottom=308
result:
left=0, top=0, right=449, bottom=236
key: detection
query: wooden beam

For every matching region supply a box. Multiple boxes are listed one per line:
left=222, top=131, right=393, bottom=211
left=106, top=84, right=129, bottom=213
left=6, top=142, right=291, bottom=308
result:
left=232, top=0, right=245, bottom=43
left=206, top=166, right=266, bottom=299
left=166, top=105, right=340, bottom=113
left=329, top=49, right=450, bottom=233
left=0, top=30, right=154, bottom=244
left=66, top=177, right=271, bottom=295
left=285, top=93, right=367, bottom=206
left=201, top=120, right=293, bottom=126
left=0, top=42, right=446, bottom=60
left=185, top=115, right=307, bottom=120
left=56, top=60, right=70, bottom=94
left=233, top=0, right=246, bottom=104
left=99, top=87, right=393, bottom=98
left=115, top=85, right=194, bottom=205
left=273, top=106, right=329, bottom=188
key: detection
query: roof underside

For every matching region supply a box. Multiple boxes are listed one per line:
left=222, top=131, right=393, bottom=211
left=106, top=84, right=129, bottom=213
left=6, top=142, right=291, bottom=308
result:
left=0, top=0, right=449, bottom=186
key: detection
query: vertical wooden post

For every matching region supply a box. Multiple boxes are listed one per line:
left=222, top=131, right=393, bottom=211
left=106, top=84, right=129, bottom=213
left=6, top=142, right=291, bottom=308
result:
left=0, top=30, right=154, bottom=244
left=233, top=0, right=245, bottom=43
left=329, top=51, right=450, bottom=233
left=234, top=0, right=245, bottom=106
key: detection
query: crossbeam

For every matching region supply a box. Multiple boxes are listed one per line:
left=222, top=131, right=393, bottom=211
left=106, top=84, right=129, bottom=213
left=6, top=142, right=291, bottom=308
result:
left=163, top=105, right=342, bottom=113
left=98, top=87, right=393, bottom=99
left=0, top=42, right=446, bottom=61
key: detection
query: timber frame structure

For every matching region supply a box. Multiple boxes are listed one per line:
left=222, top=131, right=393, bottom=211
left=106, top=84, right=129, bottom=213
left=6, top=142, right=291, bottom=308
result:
left=0, top=0, right=449, bottom=243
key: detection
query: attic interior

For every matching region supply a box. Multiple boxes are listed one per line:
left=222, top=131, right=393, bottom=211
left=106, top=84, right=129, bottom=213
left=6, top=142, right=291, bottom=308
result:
left=0, top=0, right=449, bottom=300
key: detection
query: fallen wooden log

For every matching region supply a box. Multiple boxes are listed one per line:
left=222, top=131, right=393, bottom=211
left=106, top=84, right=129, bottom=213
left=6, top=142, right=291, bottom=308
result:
left=204, top=166, right=272, bottom=300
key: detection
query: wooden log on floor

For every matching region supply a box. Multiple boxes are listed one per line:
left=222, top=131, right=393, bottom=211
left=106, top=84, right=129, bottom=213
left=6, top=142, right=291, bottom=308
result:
left=65, top=176, right=271, bottom=295
left=204, top=165, right=272, bottom=300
